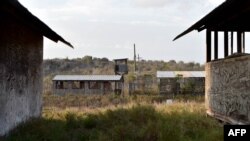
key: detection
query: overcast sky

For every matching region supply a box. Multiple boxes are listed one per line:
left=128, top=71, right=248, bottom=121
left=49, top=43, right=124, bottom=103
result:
left=19, top=0, right=226, bottom=63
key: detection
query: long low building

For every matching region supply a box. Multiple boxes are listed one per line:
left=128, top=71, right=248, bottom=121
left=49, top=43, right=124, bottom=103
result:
left=157, top=71, right=205, bottom=96
left=52, top=75, right=124, bottom=95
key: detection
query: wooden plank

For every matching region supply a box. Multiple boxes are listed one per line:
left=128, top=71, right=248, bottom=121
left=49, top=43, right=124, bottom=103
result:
left=206, top=30, right=212, bottom=62
left=214, top=31, right=218, bottom=60
left=243, top=32, right=245, bottom=53
left=231, top=31, right=234, bottom=54
left=237, top=31, right=242, bottom=53
left=224, top=31, right=229, bottom=57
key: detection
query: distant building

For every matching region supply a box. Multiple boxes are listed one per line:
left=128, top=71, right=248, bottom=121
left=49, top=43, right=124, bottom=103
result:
left=128, top=74, right=155, bottom=95
left=157, top=71, right=205, bottom=96
left=52, top=75, right=124, bottom=95
left=0, top=0, right=72, bottom=136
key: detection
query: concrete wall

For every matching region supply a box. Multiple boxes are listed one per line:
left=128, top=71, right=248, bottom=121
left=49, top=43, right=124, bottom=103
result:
left=206, top=55, right=250, bottom=124
left=179, top=77, right=205, bottom=94
left=0, top=17, right=43, bottom=136
left=159, top=78, right=177, bottom=96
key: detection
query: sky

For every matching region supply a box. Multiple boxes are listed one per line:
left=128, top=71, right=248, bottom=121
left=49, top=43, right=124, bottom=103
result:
left=19, top=0, right=226, bottom=63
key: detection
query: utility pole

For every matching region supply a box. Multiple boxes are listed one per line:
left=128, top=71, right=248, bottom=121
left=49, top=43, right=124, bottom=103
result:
left=133, top=44, right=138, bottom=91
left=137, top=54, right=140, bottom=75
left=134, top=44, right=137, bottom=72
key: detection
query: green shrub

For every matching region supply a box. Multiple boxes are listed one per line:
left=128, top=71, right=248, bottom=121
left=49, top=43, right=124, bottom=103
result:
left=83, top=115, right=98, bottom=129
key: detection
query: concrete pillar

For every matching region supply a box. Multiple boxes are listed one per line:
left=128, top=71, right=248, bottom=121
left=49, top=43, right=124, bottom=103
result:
left=100, top=82, right=104, bottom=95
left=84, top=82, right=89, bottom=94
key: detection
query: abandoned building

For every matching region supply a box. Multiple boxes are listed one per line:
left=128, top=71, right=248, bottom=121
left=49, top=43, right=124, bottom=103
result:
left=52, top=75, right=124, bottom=95
left=174, top=0, right=250, bottom=124
left=0, top=0, right=72, bottom=136
left=157, top=71, right=205, bottom=96
left=128, top=74, right=155, bottom=95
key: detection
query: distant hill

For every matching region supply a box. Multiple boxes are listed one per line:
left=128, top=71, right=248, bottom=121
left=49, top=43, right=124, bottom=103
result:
left=43, top=56, right=204, bottom=76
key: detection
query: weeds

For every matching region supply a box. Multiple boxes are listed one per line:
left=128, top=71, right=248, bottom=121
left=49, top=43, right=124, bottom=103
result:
left=4, top=95, right=223, bottom=141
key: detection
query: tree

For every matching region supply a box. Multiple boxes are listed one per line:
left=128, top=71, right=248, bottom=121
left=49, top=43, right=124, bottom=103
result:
left=82, top=55, right=93, bottom=64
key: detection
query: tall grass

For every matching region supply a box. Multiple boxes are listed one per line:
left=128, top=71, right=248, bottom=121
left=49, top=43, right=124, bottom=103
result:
left=43, top=93, right=205, bottom=109
left=3, top=95, right=223, bottom=141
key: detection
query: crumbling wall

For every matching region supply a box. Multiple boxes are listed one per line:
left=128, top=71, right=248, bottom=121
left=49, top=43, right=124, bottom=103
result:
left=180, top=77, right=205, bottom=94
left=206, top=55, right=250, bottom=124
left=159, top=78, right=177, bottom=96
left=0, top=17, right=43, bottom=136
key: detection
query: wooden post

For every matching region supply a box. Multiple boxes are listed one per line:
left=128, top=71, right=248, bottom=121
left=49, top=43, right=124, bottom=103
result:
left=231, top=31, right=234, bottom=55
left=100, top=82, right=104, bottom=95
left=243, top=32, right=245, bottom=53
left=214, top=31, right=218, bottom=60
left=115, top=82, right=117, bottom=94
left=206, top=30, right=211, bottom=62
left=224, top=31, right=229, bottom=57
left=237, top=31, right=242, bottom=53
left=85, top=82, right=89, bottom=94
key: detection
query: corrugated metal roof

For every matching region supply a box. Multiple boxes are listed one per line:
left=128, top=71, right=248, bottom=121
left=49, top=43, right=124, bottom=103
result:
left=53, top=75, right=122, bottom=81
left=157, top=71, right=176, bottom=78
left=157, top=71, right=205, bottom=78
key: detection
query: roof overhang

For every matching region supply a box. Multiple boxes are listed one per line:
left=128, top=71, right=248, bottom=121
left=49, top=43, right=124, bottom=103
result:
left=174, top=0, right=250, bottom=41
left=1, top=0, right=73, bottom=48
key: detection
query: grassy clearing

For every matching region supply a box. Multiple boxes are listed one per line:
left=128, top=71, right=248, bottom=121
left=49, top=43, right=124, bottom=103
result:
left=3, top=95, right=223, bottom=141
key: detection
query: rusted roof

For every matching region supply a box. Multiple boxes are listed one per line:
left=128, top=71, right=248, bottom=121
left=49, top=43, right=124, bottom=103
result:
left=174, top=0, right=250, bottom=41
left=53, top=75, right=123, bottom=81
left=0, top=0, right=73, bottom=48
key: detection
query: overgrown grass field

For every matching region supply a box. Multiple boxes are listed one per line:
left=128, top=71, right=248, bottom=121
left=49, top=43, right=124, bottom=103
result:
left=3, top=95, right=223, bottom=141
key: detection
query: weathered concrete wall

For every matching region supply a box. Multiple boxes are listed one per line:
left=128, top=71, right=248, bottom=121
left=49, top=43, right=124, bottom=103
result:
left=180, top=77, right=205, bottom=94
left=206, top=55, right=250, bottom=124
left=159, top=77, right=205, bottom=95
left=0, top=17, right=43, bottom=136
left=159, top=78, right=177, bottom=96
